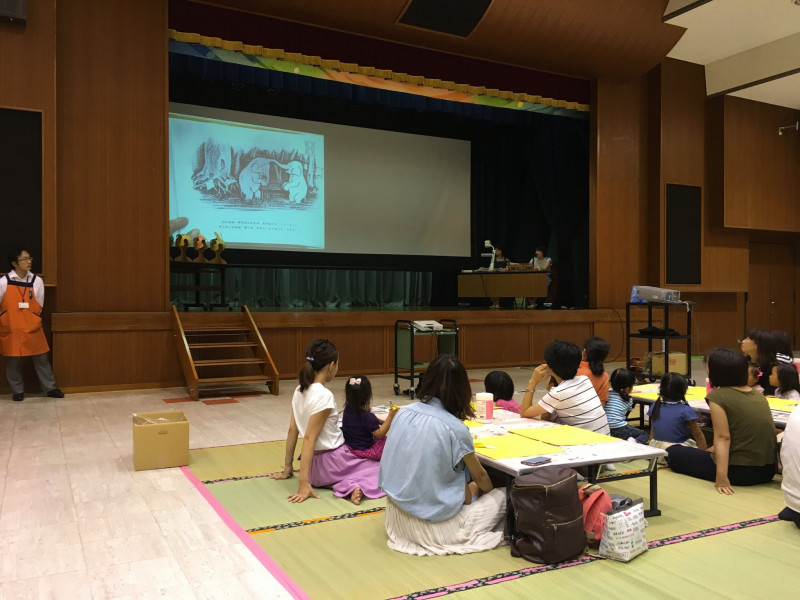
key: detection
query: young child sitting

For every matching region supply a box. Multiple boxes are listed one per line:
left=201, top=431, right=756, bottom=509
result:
left=341, top=375, right=398, bottom=460
left=520, top=340, right=610, bottom=434
left=483, top=370, right=521, bottom=413
left=649, top=372, right=707, bottom=450
left=748, top=362, right=764, bottom=394
left=770, top=363, right=800, bottom=401
left=577, top=336, right=610, bottom=404
left=604, top=368, right=650, bottom=444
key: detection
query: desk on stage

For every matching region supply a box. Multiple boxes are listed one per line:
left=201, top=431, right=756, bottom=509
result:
left=458, top=271, right=547, bottom=298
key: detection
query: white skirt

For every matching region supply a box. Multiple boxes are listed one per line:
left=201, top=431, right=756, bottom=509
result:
left=384, top=488, right=507, bottom=556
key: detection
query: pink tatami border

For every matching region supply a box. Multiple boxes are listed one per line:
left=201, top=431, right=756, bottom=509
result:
left=180, top=466, right=310, bottom=600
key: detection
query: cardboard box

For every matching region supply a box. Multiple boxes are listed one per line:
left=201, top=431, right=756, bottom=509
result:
left=132, top=410, right=189, bottom=471
left=651, top=351, right=687, bottom=376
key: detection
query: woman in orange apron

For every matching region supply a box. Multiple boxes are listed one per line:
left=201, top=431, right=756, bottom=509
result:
left=0, top=249, right=63, bottom=401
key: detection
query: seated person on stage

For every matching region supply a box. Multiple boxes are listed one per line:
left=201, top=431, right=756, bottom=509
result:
left=526, top=245, right=552, bottom=309
left=483, top=370, right=521, bottom=413
left=489, top=244, right=510, bottom=309
left=520, top=340, right=610, bottom=434
left=379, top=354, right=506, bottom=556
left=666, top=348, right=776, bottom=494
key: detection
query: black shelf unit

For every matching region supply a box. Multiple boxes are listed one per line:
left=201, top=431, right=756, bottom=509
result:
left=626, top=301, right=695, bottom=384
left=394, top=319, right=458, bottom=399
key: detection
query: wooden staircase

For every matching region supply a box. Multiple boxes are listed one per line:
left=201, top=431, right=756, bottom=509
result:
left=171, top=305, right=280, bottom=400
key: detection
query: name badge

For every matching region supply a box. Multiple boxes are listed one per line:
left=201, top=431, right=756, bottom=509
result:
left=18, top=302, right=29, bottom=309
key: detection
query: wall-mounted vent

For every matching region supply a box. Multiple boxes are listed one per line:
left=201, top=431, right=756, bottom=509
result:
left=398, top=0, right=491, bottom=37
left=0, top=0, right=26, bottom=25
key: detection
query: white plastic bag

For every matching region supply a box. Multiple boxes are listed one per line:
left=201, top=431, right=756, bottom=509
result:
left=598, top=498, right=648, bottom=562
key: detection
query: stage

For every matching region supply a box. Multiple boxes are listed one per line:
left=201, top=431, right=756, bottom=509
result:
left=49, top=306, right=658, bottom=393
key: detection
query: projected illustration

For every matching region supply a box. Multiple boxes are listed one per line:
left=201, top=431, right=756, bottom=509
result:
left=170, top=113, right=324, bottom=250
left=192, top=143, right=315, bottom=206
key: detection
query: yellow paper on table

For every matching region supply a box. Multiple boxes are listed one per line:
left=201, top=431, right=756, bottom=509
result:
left=464, top=420, right=483, bottom=428
left=510, top=426, right=618, bottom=446
left=472, top=435, right=564, bottom=460
left=632, top=385, right=707, bottom=402
left=767, top=397, right=800, bottom=413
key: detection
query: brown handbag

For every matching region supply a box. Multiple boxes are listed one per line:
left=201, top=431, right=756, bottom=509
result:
left=506, top=466, right=586, bottom=564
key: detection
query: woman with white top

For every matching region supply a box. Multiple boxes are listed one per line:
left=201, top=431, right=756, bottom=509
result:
left=269, top=339, right=383, bottom=505
left=527, top=245, right=552, bottom=309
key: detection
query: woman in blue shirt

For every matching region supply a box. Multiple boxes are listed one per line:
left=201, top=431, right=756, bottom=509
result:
left=379, top=354, right=506, bottom=555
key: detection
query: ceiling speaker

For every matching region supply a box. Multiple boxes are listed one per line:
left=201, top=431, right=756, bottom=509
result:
left=398, top=0, right=491, bottom=37
left=0, top=0, right=26, bottom=25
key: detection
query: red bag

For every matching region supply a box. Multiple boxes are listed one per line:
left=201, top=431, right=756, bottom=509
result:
left=578, top=484, right=612, bottom=545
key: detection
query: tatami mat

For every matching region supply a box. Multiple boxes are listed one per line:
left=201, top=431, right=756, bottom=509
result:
left=185, top=442, right=800, bottom=600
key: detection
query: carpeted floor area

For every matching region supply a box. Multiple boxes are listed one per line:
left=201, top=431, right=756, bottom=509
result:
left=185, top=441, right=799, bottom=600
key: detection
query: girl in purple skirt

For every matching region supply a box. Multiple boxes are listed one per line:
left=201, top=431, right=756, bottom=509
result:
left=342, top=375, right=399, bottom=461
left=268, top=339, right=384, bottom=505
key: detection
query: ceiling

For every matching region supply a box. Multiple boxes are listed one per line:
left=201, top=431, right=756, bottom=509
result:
left=189, top=0, right=800, bottom=110
left=191, top=0, right=685, bottom=80
left=665, top=0, right=800, bottom=110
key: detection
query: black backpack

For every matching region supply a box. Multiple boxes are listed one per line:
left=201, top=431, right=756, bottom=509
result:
left=506, top=465, right=586, bottom=564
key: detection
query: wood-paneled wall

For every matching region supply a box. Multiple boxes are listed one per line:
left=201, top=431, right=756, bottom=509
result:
left=590, top=77, right=652, bottom=309
left=52, top=309, right=655, bottom=392
left=0, top=0, right=57, bottom=281
left=723, top=97, right=800, bottom=232
left=658, top=59, right=748, bottom=292
left=55, top=0, right=168, bottom=312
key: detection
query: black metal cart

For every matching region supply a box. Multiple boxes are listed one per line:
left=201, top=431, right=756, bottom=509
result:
left=626, top=301, right=695, bottom=385
left=394, top=319, right=458, bottom=399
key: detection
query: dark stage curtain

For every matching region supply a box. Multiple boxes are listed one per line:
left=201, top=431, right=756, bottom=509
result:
left=472, top=119, right=590, bottom=307
left=170, top=268, right=431, bottom=309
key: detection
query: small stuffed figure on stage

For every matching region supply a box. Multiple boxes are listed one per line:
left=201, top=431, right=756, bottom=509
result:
left=209, top=231, right=226, bottom=264
left=0, top=249, right=64, bottom=402
left=192, top=234, right=208, bottom=263
left=173, top=234, right=191, bottom=262
left=342, top=375, right=398, bottom=460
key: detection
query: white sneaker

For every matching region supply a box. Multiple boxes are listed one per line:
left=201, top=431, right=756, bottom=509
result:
left=603, top=463, right=617, bottom=472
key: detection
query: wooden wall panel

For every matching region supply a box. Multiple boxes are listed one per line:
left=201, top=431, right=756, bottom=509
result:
left=0, top=0, right=57, bottom=282
left=659, top=59, right=749, bottom=292
left=702, top=96, right=749, bottom=291
left=680, top=292, right=744, bottom=355
left=53, top=309, right=648, bottom=391
left=298, top=327, right=386, bottom=375
left=460, top=324, right=530, bottom=368
left=56, top=0, right=168, bottom=311
left=590, top=77, right=651, bottom=308
left=723, top=96, right=800, bottom=232
left=593, top=317, right=651, bottom=365
left=530, top=323, right=592, bottom=364
left=53, top=330, right=182, bottom=389
left=260, top=328, right=298, bottom=379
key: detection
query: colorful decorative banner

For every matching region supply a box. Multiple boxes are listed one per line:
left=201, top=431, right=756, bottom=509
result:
left=169, top=30, right=589, bottom=118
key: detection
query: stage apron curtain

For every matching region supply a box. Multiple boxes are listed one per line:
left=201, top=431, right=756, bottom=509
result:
left=170, top=267, right=432, bottom=308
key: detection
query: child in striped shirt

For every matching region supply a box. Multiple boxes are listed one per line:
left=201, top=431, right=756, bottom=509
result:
left=520, top=340, right=610, bottom=434
left=604, top=368, right=650, bottom=444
